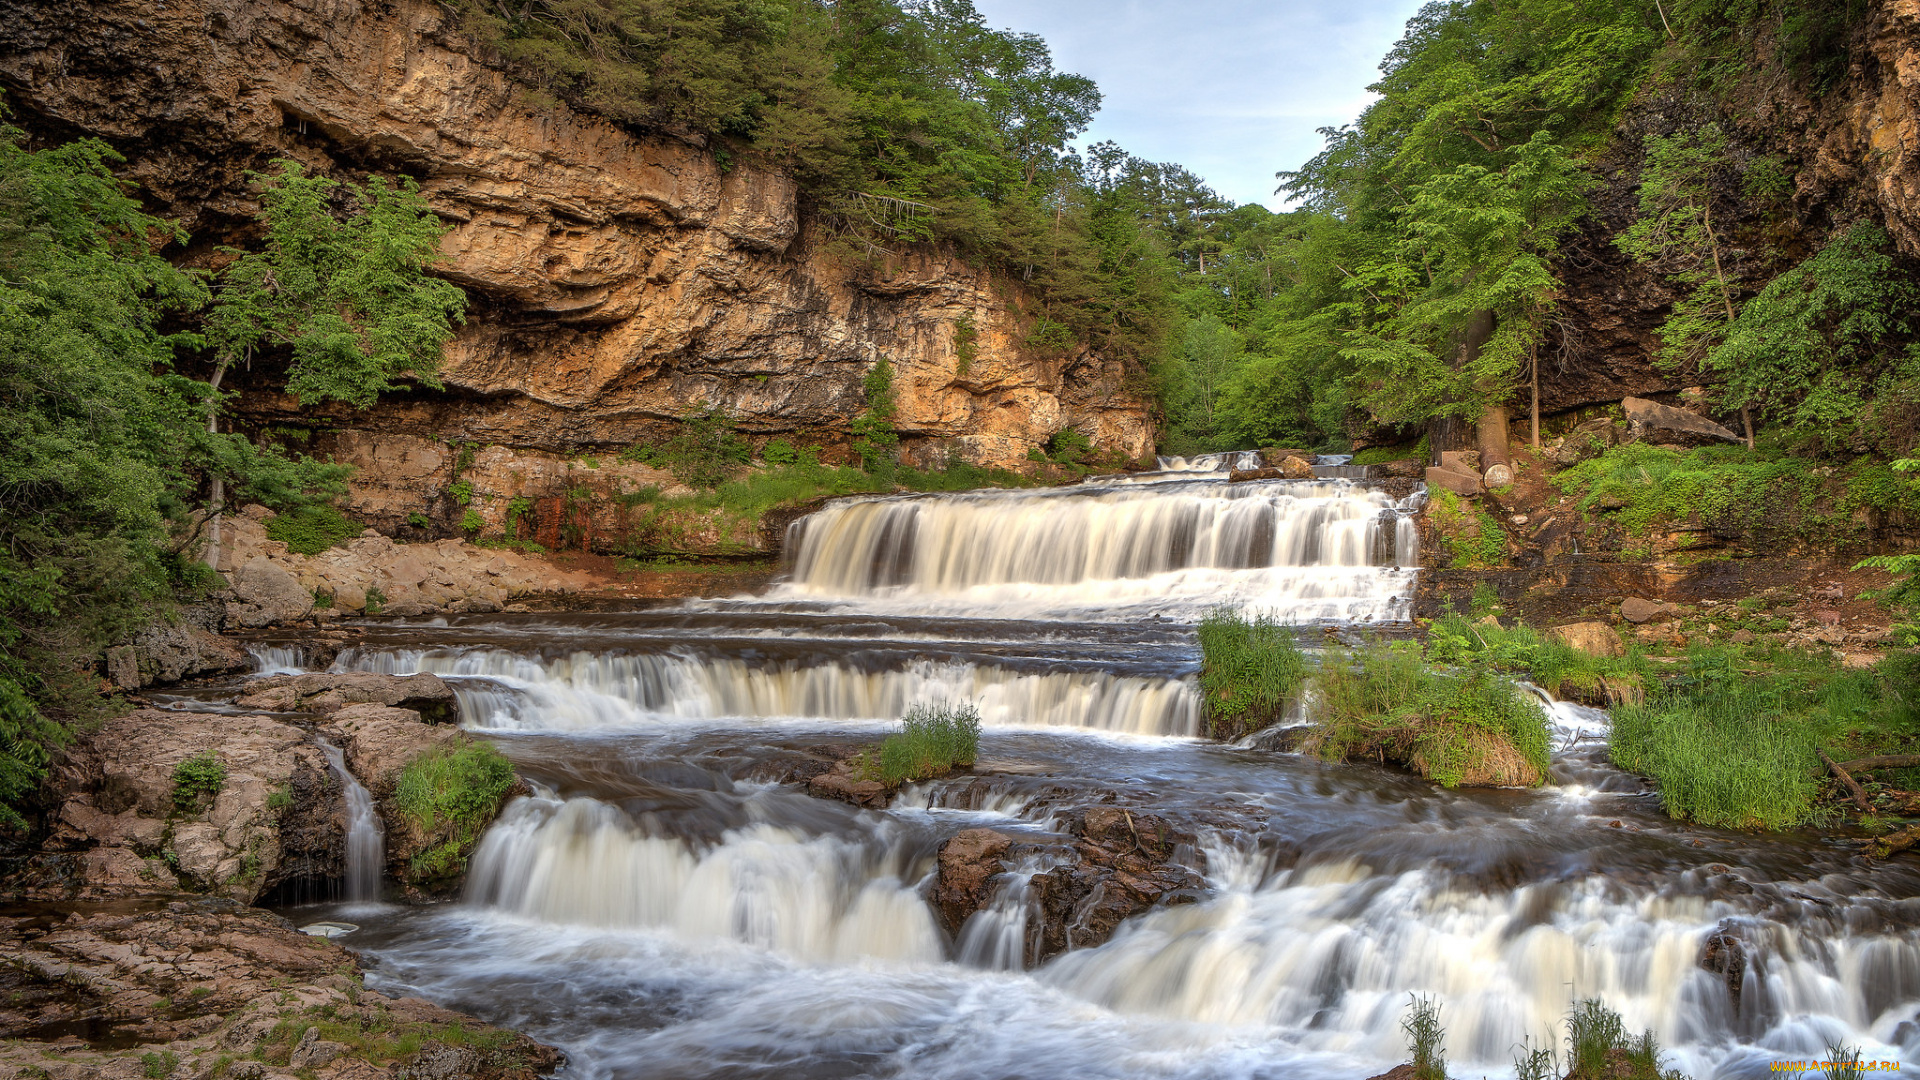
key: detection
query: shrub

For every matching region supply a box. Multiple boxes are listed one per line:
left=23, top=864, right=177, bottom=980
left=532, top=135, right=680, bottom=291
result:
left=1561, top=999, right=1680, bottom=1080
left=1353, top=435, right=1429, bottom=465
left=460, top=508, right=484, bottom=534
left=876, top=702, right=980, bottom=785
left=171, top=751, right=226, bottom=812
left=1425, top=488, right=1507, bottom=568
left=1197, top=610, right=1309, bottom=739
left=762, top=438, right=800, bottom=466
left=263, top=504, right=359, bottom=555
left=953, top=312, right=979, bottom=375
left=851, top=358, right=900, bottom=473
left=448, top=478, right=473, bottom=506
left=364, top=586, right=387, bottom=615
left=1424, top=610, right=1649, bottom=705
left=393, top=742, right=517, bottom=885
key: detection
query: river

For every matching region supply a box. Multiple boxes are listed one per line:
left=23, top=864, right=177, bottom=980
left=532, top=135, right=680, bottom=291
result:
left=277, top=467, right=1920, bottom=1079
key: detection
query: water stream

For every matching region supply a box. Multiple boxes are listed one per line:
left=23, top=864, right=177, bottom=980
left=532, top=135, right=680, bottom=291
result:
left=317, top=737, right=386, bottom=903
left=276, top=470, right=1920, bottom=1079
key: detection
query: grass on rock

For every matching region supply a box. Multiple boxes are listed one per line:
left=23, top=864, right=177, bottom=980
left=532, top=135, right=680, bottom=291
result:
left=393, top=742, right=517, bottom=885
left=871, top=702, right=981, bottom=785
left=1197, top=610, right=1308, bottom=739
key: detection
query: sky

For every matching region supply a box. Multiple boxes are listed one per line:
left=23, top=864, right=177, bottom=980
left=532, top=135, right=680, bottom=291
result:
left=969, top=0, right=1430, bottom=210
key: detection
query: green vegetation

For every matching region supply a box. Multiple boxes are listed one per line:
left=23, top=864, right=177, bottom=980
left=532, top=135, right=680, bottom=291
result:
left=241, top=999, right=526, bottom=1073
left=1555, top=443, right=1920, bottom=556
left=264, top=504, right=361, bottom=555
left=875, top=702, right=980, bottom=785
left=1611, top=645, right=1920, bottom=829
left=0, top=118, right=461, bottom=830
left=620, top=403, right=754, bottom=488
left=1314, top=641, right=1551, bottom=788
left=204, top=159, right=465, bottom=408
left=1425, top=610, right=1650, bottom=706
left=851, top=357, right=901, bottom=474
left=1199, top=611, right=1549, bottom=787
left=170, top=751, right=227, bottom=812
left=1563, top=998, right=1681, bottom=1080
left=1196, top=610, right=1308, bottom=739
left=1856, top=454, right=1920, bottom=645
left=393, top=742, right=517, bottom=886
left=1352, top=437, right=1427, bottom=466
left=139, top=1050, right=178, bottom=1079
left=1424, top=488, right=1509, bottom=569
left=952, top=313, right=978, bottom=376
left=1401, top=994, right=1447, bottom=1080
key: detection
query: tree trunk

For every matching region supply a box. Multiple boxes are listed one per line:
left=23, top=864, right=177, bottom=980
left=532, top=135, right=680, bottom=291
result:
left=201, top=359, right=230, bottom=570
left=1460, top=309, right=1512, bottom=482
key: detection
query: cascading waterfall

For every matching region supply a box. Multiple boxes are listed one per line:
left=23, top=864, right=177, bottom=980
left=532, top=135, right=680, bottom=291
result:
left=777, top=478, right=1419, bottom=621
left=316, top=737, right=385, bottom=903
left=337, top=646, right=1202, bottom=736
left=465, top=793, right=942, bottom=964
left=1155, top=451, right=1266, bottom=472
left=248, top=643, right=312, bottom=676
left=297, top=464, right=1920, bottom=1079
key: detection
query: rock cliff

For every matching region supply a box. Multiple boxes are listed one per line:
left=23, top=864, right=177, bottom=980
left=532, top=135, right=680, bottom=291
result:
left=0, top=0, right=1157, bottom=517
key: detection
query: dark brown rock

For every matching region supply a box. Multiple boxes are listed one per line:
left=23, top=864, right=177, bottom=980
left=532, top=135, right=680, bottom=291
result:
left=1025, top=808, right=1205, bottom=964
left=932, top=829, right=1015, bottom=934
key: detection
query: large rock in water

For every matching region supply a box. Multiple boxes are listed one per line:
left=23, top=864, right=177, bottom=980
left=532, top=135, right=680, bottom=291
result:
left=236, top=671, right=459, bottom=724
left=31, top=710, right=337, bottom=903
left=1622, top=396, right=1742, bottom=446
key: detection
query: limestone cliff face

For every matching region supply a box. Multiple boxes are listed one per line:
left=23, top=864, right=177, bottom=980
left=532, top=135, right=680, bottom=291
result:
left=0, top=0, right=1156, bottom=487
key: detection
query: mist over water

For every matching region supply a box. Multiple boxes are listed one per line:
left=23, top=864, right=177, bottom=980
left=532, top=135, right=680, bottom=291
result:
left=287, top=472, right=1920, bottom=1079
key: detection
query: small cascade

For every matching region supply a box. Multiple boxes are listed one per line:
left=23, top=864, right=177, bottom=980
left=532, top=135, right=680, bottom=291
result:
left=777, top=479, right=1419, bottom=621
left=248, top=644, right=313, bottom=675
left=464, top=794, right=942, bottom=964
left=337, top=647, right=1203, bottom=736
left=1154, top=451, right=1265, bottom=472
left=316, top=738, right=385, bottom=903
left=954, top=854, right=1061, bottom=971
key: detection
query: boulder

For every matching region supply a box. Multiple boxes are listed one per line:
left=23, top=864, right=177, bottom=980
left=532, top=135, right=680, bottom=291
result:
left=1622, top=396, right=1742, bottom=446
left=1620, top=597, right=1679, bottom=624
left=931, top=828, right=1014, bottom=933
left=122, top=615, right=250, bottom=687
left=1547, top=621, right=1625, bottom=658
left=235, top=672, right=458, bottom=724
left=39, top=710, right=336, bottom=903
left=1227, top=467, right=1286, bottom=482
left=1425, top=466, right=1483, bottom=496
left=326, top=704, right=466, bottom=799
left=227, top=556, right=315, bottom=628
left=1027, top=808, right=1205, bottom=962
left=1278, top=454, right=1316, bottom=480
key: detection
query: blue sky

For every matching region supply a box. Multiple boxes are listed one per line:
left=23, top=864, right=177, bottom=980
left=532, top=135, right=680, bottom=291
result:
left=970, top=0, right=1430, bottom=209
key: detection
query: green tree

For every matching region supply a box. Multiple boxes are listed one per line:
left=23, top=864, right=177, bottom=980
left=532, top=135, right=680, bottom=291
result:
left=851, top=355, right=901, bottom=471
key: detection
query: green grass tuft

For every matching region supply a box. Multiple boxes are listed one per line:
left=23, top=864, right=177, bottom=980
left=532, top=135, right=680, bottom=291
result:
left=393, top=742, right=517, bottom=884
left=170, top=751, right=226, bottom=812
left=876, top=702, right=980, bottom=785
left=1197, top=609, right=1309, bottom=739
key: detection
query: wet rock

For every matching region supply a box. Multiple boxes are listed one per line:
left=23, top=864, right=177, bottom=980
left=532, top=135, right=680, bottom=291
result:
left=1547, top=621, right=1625, bottom=658
left=1620, top=597, right=1678, bottom=624
left=1026, top=807, right=1206, bottom=963
left=1228, top=467, right=1286, bottom=482
left=227, top=555, right=316, bottom=628
left=34, top=710, right=337, bottom=903
left=807, top=767, right=892, bottom=808
left=0, top=900, right=558, bottom=1079
left=932, top=829, right=1015, bottom=934
left=236, top=672, right=458, bottom=723
left=1622, top=395, right=1742, bottom=446
left=127, top=615, right=251, bottom=686
left=1700, top=925, right=1747, bottom=1013
left=1363, top=1067, right=1418, bottom=1080
left=1279, top=455, right=1316, bottom=480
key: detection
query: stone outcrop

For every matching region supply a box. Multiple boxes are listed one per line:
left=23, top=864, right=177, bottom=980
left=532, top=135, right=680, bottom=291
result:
left=0, top=0, right=1157, bottom=530
left=1547, top=621, right=1626, bottom=658
left=236, top=672, right=459, bottom=724
left=0, top=899, right=559, bottom=1079
left=213, top=508, right=598, bottom=618
left=930, top=807, right=1204, bottom=965
left=1622, top=396, right=1743, bottom=446
left=105, top=605, right=252, bottom=690
left=28, top=711, right=339, bottom=904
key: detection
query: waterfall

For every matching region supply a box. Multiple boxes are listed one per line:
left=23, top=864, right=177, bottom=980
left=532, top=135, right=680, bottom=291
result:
left=954, top=854, right=1061, bottom=971
left=317, top=737, right=386, bottom=903
left=337, top=647, right=1202, bottom=736
left=465, top=794, right=942, bottom=965
left=776, top=479, right=1419, bottom=621
left=248, top=644, right=312, bottom=675
left=1155, top=451, right=1266, bottom=472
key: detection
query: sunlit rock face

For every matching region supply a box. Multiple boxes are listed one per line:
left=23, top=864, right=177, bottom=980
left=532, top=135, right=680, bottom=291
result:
left=0, top=0, right=1156, bottom=483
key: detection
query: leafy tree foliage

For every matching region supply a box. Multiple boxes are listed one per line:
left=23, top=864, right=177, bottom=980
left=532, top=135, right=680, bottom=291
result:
left=206, top=160, right=466, bottom=408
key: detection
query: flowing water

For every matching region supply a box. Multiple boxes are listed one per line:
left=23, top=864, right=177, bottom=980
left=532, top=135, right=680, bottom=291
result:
left=317, top=737, right=386, bottom=903
left=275, top=471, right=1920, bottom=1079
